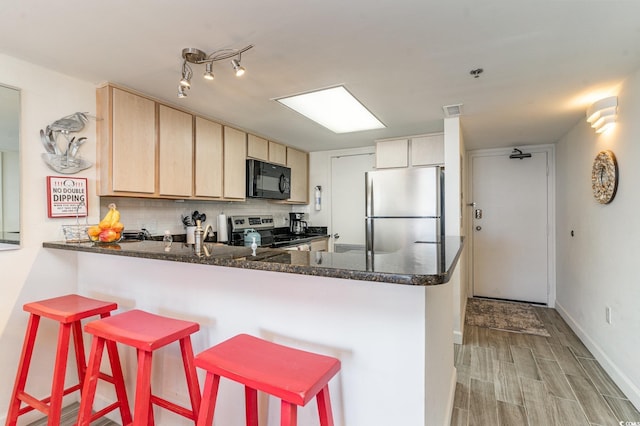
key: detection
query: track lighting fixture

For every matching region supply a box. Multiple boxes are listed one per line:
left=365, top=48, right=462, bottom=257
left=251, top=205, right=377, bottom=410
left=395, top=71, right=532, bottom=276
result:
left=178, top=44, right=253, bottom=97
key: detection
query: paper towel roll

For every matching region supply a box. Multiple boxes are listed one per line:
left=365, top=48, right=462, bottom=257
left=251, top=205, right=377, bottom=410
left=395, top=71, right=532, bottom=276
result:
left=217, top=213, right=228, bottom=242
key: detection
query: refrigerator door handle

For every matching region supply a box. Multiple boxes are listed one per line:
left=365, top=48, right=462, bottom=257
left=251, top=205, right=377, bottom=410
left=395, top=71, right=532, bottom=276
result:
left=366, top=218, right=373, bottom=254
left=365, top=174, right=373, bottom=217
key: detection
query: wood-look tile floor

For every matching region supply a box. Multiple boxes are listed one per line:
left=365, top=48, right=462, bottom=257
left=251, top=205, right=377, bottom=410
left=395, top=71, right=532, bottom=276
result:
left=452, top=302, right=640, bottom=426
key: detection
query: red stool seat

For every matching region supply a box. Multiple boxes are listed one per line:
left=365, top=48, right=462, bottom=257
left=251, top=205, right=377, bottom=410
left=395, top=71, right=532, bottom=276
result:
left=195, top=334, right=341, bottom=426
left=77, top=309, right=201, bottom=426
left=6, top=294, right=131, bottom=426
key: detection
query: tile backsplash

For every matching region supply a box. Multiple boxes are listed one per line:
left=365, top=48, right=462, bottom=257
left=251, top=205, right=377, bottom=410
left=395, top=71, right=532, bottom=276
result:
left=100, top=197, right=300, bottom=237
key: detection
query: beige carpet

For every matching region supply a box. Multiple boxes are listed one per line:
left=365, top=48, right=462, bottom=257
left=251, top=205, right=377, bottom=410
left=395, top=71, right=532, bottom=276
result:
left=465, top=297, right=550, bottom=337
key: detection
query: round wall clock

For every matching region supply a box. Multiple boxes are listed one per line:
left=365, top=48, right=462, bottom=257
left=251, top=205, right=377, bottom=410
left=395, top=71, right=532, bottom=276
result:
left=591, top=150, right=618, bottom=204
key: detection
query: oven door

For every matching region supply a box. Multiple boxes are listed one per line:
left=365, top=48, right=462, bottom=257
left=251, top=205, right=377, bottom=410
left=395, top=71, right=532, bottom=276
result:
left=247, top=160, right=291, bottom=199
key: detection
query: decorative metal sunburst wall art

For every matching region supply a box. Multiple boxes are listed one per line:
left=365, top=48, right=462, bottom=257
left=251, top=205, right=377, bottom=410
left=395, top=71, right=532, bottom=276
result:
left=591, top=150, right=618, bottom=204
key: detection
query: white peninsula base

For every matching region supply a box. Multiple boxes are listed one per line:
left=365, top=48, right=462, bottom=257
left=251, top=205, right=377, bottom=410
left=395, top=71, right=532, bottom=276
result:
left=76, top=252, right=456, bottom=426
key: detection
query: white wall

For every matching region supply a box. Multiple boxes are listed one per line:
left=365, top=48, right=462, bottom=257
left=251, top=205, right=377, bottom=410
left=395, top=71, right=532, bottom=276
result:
left=0, top=53, right=98, bottom=423
left=306, top=146, right=375, bottom=246
left=556, top=67, right=640, bottom=408
left=444, top=117, right=467, bottom=344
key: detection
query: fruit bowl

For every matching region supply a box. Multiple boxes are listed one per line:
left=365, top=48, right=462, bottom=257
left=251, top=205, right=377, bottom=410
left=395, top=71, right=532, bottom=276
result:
left=87, top=225, right=123, bottom=244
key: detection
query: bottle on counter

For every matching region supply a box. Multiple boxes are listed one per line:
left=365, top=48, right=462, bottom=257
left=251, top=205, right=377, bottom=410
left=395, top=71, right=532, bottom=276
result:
left=163, top=230, right=173, bottom=251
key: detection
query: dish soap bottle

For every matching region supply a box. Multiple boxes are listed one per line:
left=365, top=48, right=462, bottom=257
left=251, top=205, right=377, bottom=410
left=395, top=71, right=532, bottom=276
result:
left=163, top=230, right=173, bottom=251
left=251, top=236, right=258, bottom=256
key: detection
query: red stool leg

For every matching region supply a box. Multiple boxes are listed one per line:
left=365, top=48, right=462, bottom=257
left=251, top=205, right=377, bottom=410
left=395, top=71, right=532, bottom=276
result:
left=71, top=320, right=87, bottom=392
left=179, top=336, right=202, bottom=419
left=6, top=314, right=41, bottom=426
left=77, top=336, right=106, bottom=426
left=133, top=349, right=154, bottom=426
left=196, top=373, right=221, bottom=426
left=104, top=339, right=133, bottom=424
left=244, top=387, right=258, bottom=426
left=280, top=400, right=298, bottom=426
left=47, top=322, right=73, bottom=425
left=316, top=385, right=335, bottom=426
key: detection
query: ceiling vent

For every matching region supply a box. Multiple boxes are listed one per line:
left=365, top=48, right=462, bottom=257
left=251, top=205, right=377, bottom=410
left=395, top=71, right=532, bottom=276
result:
left=443, top=104, right=463, bottom=117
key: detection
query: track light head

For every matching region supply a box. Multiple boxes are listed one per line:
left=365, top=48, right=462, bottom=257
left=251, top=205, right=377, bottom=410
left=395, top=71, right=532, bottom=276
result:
left=179, top=60, right=192, bottom=88
left=203, top=62, right=215, bottom=80
left=231, top=58, right=245, bottom=77
left=177, top=85, right=188, bottom=98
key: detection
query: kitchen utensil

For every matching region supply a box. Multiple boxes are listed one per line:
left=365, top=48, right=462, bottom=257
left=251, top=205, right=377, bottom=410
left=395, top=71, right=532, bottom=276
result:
left=45, top=125, right=62, bottom=155
left=68, top=137, right=87, bottom=158
left=191, top=211, right=206, bottom=223
left=182, top=214, right=194, bottom=226
left=64, top=136, right=75, bottom=156
left=40, top=129, right=55, bottom=154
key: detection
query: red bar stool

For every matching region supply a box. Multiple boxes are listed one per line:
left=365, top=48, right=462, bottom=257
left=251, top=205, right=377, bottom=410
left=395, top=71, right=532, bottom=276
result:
left=195, top=334, right=341, bottom=426
left=6, top=294, right=132, bottom=426
left=77, top=309, right=202, bottom=426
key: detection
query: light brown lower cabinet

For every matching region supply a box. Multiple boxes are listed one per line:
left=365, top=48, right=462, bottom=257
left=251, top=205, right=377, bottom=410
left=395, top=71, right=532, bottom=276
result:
left=310, top=237, right=329, bottom=251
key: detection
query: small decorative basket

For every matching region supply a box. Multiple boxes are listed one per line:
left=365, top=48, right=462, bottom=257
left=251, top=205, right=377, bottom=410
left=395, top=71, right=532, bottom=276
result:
left=61, top=202, right=93, bottom=243
left=62, top=223, right=93, bottom=243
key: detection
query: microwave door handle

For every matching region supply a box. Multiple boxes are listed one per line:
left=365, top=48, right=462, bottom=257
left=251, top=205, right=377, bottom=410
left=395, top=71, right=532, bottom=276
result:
left=279, top=174, right=289, bottom=194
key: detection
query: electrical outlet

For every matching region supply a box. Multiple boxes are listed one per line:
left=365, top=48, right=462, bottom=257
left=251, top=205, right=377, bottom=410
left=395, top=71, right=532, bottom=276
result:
left=605, top=306, right=612, bottom=324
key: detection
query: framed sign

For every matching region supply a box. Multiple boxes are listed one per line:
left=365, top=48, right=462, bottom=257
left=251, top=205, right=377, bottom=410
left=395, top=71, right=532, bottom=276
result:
left=47, top=176, right=88, bottom=218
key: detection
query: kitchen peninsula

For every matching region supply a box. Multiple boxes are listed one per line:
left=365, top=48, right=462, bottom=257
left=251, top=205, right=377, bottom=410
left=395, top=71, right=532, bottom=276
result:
left=44, top=239, right=463, bottom=425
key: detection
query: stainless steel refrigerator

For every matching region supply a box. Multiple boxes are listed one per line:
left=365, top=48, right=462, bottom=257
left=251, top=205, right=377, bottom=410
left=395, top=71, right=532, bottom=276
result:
left=365, top=166, right=444, bottom=254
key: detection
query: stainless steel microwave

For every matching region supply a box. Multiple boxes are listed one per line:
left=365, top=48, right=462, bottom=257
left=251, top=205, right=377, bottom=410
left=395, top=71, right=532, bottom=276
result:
left=246, top=159, right=291, bottom=200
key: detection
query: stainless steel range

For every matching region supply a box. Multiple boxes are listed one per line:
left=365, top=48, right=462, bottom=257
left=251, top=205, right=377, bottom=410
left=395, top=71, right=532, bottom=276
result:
left=228, top=214, right=328, bottom=248
left=228, top=215, right=275, bottom=247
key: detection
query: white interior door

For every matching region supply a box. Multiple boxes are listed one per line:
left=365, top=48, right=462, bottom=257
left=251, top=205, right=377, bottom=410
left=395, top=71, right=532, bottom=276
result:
left=471, top=151, right=549, bottom=304
left=331, top=154, right=375, bottom=252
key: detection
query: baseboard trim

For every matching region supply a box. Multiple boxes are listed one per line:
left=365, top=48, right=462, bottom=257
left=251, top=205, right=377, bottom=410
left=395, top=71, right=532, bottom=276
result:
left=445, top=367, right=457, bottom=426
left=555, top=301, right=640, bottom=410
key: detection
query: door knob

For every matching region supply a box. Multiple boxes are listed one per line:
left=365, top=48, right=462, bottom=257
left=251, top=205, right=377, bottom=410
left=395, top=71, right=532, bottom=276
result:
left=475, top=226, right=482, bottom=231
left=333, top=233, right=340, bottom=239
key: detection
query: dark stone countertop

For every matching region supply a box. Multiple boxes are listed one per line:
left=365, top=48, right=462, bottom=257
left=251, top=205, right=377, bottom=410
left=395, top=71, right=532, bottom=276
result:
left=43, top=237, right=464, bottom=286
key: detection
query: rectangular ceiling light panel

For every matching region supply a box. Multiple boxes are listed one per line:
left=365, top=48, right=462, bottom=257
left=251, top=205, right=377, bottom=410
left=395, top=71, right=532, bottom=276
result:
left=276, top=86, right=385, bottom=133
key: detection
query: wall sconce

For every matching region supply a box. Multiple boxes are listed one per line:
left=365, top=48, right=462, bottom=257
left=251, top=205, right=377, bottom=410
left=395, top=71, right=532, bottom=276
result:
left=178, top=44, right=253, bottom=98
left=586, top=96, right=618, bottom=134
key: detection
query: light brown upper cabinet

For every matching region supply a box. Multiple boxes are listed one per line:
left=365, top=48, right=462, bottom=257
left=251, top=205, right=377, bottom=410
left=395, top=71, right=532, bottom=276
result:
left=247, top=136, right=287, bottom=166
left=411, top=134, right=444, bottom=166
left=375, top=133, right=444, bottom=169
left=375, top=139, right=409, bottom=168
left=247, top=134, right=268, bottom=161
left=268, top=141, right=287, bottom=165
left=158, top=105, right=193, bottom=197
left=223, top=126, right=247, bottom=199
left=286, top=147, right=309, bottom=204
left=194, top=117, right=223, bottom=198
left=97, top=85, right=156, bottom=195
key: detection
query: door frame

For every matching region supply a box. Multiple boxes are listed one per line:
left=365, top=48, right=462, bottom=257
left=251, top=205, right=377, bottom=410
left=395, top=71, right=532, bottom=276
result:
left=465, top=144, right=556, bottom=307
